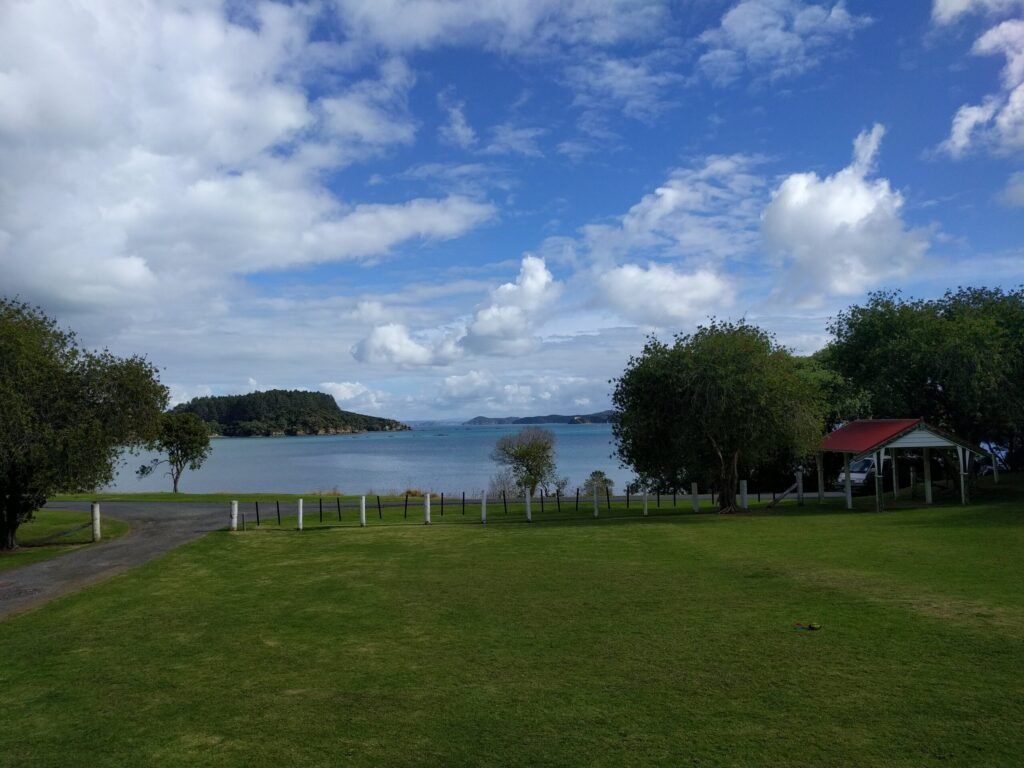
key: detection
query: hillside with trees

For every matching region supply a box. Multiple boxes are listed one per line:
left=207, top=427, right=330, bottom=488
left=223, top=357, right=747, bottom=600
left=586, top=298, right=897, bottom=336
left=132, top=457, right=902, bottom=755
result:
left=174, top=390, right=409, bottom=437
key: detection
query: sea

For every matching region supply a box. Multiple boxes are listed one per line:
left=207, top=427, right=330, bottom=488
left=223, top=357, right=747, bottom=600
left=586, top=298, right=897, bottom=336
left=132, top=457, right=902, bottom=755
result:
left=108, top=423, right=632, bottom=495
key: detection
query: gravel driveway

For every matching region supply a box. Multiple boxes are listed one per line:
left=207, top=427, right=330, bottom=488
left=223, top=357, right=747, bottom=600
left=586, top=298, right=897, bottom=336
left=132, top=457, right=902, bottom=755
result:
left=0, top=501, right=231, bottom=620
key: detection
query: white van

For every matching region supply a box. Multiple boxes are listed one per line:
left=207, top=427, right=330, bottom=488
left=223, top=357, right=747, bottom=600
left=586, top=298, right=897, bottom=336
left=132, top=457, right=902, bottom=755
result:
left=835, top=456, right=890, bottom=491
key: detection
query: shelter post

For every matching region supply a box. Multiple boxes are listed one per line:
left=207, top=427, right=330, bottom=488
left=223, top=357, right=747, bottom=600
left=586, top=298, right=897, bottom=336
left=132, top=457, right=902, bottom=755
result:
left=816, top=453, right=824, bottom=505
left=891, top=449, right=899, bottom=500
left=796, top=470, right=804, bottom=506
left=957, top=448, right=968, bottom=506
left=923, top=448, right=933, bottom=504
left=844, top=453, right=853, bottom=510
left=874, top=451, right=884, bottom=512
left=992, top=451, right=1000, bottom=484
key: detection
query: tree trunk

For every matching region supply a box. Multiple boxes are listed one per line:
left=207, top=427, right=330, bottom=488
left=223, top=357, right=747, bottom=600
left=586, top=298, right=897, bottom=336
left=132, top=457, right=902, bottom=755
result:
left=172, top=473, right=180, bottom=493
left=1, top=502, right=21, bottom=550
left=718, top=451, right=741, bottom=513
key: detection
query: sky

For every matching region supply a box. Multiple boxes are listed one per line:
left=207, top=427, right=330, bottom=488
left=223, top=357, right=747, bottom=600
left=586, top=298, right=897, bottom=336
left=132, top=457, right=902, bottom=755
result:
left=1, top=0, right=1023, bottom=420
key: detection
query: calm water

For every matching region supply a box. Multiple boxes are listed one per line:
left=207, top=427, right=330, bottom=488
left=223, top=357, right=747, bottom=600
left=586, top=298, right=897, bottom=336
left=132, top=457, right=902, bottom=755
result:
left=109, top=423, right=631, bottom=494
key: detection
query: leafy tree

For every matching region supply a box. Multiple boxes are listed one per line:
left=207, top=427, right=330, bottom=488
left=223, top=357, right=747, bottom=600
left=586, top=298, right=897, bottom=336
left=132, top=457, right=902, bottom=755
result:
left=0, top=299, right=167, bottom=549
left=137, top=412, right=212, bottom=493
left=826, top=288, right=1024, bottom=459
left=612, top=321, right=824, bottom=512
left=490, top=427, right=558, bottom=497
left=582, top=470, right=614, bottom=498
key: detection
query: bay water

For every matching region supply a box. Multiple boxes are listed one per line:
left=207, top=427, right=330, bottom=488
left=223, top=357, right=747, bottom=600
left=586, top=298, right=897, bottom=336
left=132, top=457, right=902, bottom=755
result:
left=109, top=423, right=632, bottom=495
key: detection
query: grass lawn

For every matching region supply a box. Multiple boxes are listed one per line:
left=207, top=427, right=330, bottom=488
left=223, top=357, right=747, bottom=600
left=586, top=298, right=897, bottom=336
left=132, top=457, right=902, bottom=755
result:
left=2, top=481, right=1022, bottom=766
left=0, top=510, right=130, bottom=574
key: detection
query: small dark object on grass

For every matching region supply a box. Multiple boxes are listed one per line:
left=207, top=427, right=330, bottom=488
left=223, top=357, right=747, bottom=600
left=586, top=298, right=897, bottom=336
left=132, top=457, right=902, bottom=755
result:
left=794, top=622, right=822, bottom=632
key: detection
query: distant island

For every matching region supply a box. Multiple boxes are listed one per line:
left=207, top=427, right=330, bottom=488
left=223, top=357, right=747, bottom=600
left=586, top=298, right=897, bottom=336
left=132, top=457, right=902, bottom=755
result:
left=174, top=389, right=410, bottom=437
left=463, top=410, right=616, bottom=426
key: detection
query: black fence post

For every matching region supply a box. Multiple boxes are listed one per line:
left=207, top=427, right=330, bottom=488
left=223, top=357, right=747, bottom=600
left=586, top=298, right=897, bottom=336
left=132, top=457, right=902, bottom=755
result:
left=337, top=497, right=342, bottom=522
left=605, top=488, right=611, bottom=511
left=462, top=491, right=466, bottom=515
left=556, top=489, right=561, bottom=514
left=657, top=491, right=661, bottom=508
left=404, top=494, right=409, bottom=519
left=276, top=500, right=281, bottom=525
left=540, top=490, right=545, bottom=514
left=626, top=488, right=630, bottom=509
left=672, top=491, right=676, bottom=507
left=319, top=497, right=323, bottom=524
left=255, top=501, right=260, bottom=526
left=575, top=488, right=580, bottom=511
left=440, top=492, right=444, bottom=516
left=377, top=495, right=382, bottom=520
left=502, top=491, right=508, bottom=515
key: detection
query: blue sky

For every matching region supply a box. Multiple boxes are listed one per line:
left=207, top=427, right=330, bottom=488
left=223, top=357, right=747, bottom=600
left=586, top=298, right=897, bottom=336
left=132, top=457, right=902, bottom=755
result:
left=2, top=0, right=1022, bottom=419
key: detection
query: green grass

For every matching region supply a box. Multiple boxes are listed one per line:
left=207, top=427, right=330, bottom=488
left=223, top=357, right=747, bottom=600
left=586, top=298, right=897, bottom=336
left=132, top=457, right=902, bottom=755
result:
left=0, top=510, right=130, bottom=573
left=2, top=480, right=1022, bottom=766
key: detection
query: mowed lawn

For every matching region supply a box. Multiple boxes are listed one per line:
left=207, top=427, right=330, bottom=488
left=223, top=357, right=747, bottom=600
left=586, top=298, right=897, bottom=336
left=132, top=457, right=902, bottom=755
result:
left=1, top=488, right=1023, bottom=766
left=0, top=510, right=130, bottom=574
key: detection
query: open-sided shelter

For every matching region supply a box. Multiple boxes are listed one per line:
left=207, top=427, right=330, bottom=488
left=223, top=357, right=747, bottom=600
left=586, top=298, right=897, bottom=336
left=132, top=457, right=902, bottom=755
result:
left=816, top=419, right=993, bottom=511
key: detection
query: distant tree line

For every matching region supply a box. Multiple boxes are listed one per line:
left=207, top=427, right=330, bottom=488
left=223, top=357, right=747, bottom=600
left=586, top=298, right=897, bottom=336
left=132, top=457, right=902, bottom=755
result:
left=174, top=389, right=408, bottom=437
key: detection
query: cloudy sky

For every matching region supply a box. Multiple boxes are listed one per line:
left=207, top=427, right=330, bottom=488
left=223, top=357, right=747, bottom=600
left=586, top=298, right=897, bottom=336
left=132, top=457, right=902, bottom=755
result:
left=2, top=0, right=1022, bottom=420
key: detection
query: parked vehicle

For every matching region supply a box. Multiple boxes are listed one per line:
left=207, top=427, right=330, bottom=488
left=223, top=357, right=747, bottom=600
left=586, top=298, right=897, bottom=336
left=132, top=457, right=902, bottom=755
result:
left=835, top=456, right=890, bottom=493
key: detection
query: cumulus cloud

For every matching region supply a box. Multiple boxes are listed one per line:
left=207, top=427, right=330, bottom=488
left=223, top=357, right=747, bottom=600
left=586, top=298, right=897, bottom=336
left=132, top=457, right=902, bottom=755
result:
left=351, top=324, right=463, bottom=366
left=762, top=124, right=929, bottom=301
left=0, top=1, right=496, bottom=324
left=320, top=381, right=388, bottom=412
left=932, top=0, right=1024, bottom=25
left=437, top=369, right=595, bottom=413
left=698, top=0, right=872, bottom=86
left=461, top=256, right=563, bottom=355
left=597, top=264, right=735, bottom=327
left=939, top=19, right=1024, bottom=157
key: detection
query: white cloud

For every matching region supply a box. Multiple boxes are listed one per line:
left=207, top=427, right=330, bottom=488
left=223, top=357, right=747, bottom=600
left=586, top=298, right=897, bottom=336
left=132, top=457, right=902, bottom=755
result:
left=932, top=0, right=1024, bottom=25
left=598, top=264, right=735, bottom=327
left=698, top=0, right=872, bottom=86
left=762, top=124, right=929, bottom=301
left=332, top=0, right=667, bottom=53
left=939, top=19, right=1024, bottom=157
left=320, top=381, right=388, bottom=412
left=580, top=154, right=768, bottom=263
left=351, top=324, right=463, bottom=366
left=483, top=124, right=546, bottom=157
left=461, top=256, right=563, bottom=355
left=1000, top=170, right=1024, bottom=205
left=436, top=368, right=597, bottom=413
left=0, top=1, right=497, bottom=324
left=564, top=52, right=684, bottom=120
left=437, top=87, right=477, bottom=149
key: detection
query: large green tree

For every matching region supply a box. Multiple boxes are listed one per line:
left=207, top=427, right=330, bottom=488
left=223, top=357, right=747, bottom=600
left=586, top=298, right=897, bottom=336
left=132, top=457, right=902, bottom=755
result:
left=137, top=412, right=212, bottom=493
left=0, top=299, right=167, bottom=549
left=826, top=288, right=1024, bottom=462
left=612, top=321, right=825, bottom=512
left=490, top=427, right=558, bottom=497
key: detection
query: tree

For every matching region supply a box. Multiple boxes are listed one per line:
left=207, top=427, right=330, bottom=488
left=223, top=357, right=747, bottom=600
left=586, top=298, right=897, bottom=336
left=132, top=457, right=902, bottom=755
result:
left=0, top=299, right=167, bottom=549
left=137, top=412, right=212, bottom=493
left=490, top=427, right=558, bottom=497
left=582, top=470, right=614, bottom=498
left=825, top=288, right=1024, bottom=459
left=612, top=321, right=824, bottom=512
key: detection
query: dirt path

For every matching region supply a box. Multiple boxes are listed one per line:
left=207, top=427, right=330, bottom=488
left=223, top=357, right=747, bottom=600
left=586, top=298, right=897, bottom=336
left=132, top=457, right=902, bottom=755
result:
left=0, top=501, right=229, bottom=621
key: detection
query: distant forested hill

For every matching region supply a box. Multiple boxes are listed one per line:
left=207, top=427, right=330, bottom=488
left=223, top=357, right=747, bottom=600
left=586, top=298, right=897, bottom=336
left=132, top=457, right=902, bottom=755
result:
left=464, top=410, right=616, bottom=426
left=174, top=390, right=409, bottom=437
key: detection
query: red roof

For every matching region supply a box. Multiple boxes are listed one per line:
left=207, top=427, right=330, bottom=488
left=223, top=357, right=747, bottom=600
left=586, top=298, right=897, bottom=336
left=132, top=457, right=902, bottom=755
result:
left=818, top=419, right=921, bottom=455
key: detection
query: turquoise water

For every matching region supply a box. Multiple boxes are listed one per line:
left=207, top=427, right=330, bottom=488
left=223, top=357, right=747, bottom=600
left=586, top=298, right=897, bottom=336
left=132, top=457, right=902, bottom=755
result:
left=109, top=423, right=632, bottom=495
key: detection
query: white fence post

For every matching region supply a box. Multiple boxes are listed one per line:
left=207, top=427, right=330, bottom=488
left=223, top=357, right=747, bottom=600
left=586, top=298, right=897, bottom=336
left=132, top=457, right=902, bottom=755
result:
left=424, top=493, right=431, bottom=525
left=359, top=496, right=367, bottom=527
left=91, top=502, right=101, bottom=542
left=230, top=500, right=238, bottom=532
left=643, top=490, right=649, bottom=517
left=593, top=485, right=599, bottom=518
left=481, top=492, right=487, bottom=525
left=525, top=492, right=532, bottom=523
left=739, top=480, right=748, bottom=510
left=691, top=482, right=699, bottom=513
left=297, top=498, right=303, bottom=531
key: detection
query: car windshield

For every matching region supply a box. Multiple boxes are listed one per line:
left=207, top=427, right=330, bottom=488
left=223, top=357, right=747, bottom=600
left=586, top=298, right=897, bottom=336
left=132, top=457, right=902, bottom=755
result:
left=849, top=459, right=873, bottom=472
